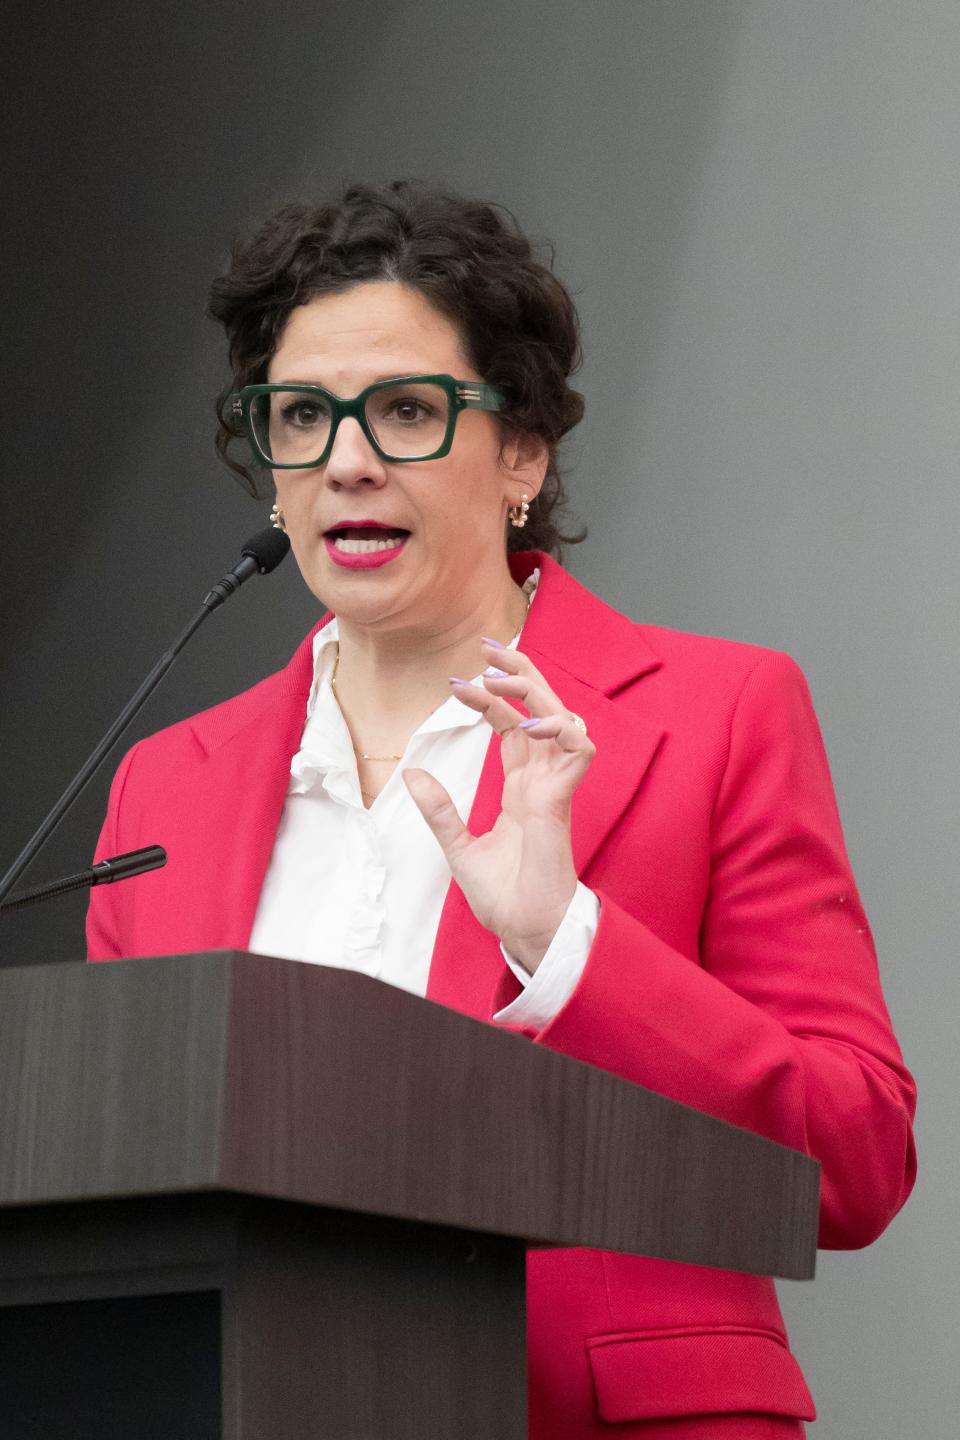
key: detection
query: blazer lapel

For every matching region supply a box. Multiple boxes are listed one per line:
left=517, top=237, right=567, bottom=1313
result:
left=426, top=731, right=512, bottom=1019
left=181, top=704, right=308, bottom=951
left=551, top=674, right=666, bottom=878
left=159, top=625, right=323, bottom=953
left=427, top=554, right=666, bottom=1020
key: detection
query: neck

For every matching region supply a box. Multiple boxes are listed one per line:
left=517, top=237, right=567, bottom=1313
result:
left=332, top=568, right=529, bottom=744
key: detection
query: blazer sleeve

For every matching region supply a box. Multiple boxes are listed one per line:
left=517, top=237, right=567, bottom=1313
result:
left=523, top=651, right=917, bottom=1250
left=86, top=742, right=140, bottom=962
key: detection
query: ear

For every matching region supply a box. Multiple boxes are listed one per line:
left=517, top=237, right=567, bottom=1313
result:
left=499, top=430, right=549, bottom=501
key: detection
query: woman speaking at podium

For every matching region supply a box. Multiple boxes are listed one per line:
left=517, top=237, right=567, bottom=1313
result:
left=87, top=182, right=915, bottom=1438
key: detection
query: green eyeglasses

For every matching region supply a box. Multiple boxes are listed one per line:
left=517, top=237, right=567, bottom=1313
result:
left=231, top=373, right=505, bottom=468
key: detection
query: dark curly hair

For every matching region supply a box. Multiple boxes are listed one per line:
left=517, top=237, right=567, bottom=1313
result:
left=207, top=180, right=586, bottom=559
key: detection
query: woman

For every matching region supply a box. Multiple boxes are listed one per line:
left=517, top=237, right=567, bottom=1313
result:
left=88, top=181, right=916, bottom=1437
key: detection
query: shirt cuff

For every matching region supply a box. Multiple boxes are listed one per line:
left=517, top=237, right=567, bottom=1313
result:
left=493, top=882, right=600, bottom=1029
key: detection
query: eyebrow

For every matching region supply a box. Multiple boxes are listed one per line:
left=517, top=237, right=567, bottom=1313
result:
left=268, top=370, right=445, bottom=391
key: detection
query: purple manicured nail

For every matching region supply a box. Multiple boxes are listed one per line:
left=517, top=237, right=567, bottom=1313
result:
left=518, top=717, right=542, bottom=729
left=484, top=666, right=508, bottom=679
left=449, top=676, right=473, bottom=686
left=481, top=635, right=507, bottom=649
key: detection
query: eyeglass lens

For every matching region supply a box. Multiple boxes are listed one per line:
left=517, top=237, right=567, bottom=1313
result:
left=251, top=382, right=452, bottom=463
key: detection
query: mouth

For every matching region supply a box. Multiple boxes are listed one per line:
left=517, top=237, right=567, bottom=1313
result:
left=322, top=522, right=411, bottom=569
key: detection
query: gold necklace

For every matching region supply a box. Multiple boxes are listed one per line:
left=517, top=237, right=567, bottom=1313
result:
left=331, top=648, right=404, bottom=762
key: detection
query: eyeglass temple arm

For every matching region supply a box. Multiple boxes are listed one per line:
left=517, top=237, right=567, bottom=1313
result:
left=456, top=382, right=504, bottom=412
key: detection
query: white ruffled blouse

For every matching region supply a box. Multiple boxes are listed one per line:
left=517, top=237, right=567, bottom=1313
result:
left=249, top=572, right=599, bottom=1027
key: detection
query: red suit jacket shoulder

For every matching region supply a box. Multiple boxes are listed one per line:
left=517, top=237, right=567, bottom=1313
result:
left=88, top=552, right=916, bottom=1437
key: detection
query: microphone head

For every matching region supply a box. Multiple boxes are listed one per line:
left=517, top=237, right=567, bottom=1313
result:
left=240, top=526, right=291, bottom=574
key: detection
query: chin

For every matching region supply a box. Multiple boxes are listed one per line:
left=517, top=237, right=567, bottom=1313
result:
left=307, top=569, right=415, bottom=629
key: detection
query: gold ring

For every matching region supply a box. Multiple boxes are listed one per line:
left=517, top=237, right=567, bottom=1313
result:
left=569, top=713, right=588, bottom=738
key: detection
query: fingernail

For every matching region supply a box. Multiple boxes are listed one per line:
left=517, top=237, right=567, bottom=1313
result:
left=518, top=717, right=541, bottom=729
left=449, top=676, right=472, bottom=686
left=484, top=666, right=508, bottom=678
left=481, top=635, right=507, bottom=649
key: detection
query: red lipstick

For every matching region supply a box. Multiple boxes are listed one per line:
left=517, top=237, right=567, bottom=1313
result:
left=323, top=520, right=410, bottom=570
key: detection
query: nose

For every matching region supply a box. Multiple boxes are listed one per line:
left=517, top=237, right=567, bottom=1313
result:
left=323, top=416, right=388, bottom=491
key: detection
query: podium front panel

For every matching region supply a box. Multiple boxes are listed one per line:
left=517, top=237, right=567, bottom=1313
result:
left=0, top=1193, right=526, bottom=1440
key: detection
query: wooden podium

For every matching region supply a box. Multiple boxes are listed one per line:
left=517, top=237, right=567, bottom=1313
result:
left=0, top=952, right=820, bottom=1439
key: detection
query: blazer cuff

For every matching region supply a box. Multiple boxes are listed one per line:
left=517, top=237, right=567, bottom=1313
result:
left=493, top=882, right=600, bottom=1029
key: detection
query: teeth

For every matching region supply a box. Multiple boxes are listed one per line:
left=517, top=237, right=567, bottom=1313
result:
left=333, top=536, right=406, bottom=554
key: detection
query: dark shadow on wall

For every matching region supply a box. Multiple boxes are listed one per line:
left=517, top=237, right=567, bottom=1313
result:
left=0, top=0, right=748, bottom=965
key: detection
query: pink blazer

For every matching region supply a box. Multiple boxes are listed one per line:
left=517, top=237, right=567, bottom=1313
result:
left=87, top=551, right=916, bottom=1437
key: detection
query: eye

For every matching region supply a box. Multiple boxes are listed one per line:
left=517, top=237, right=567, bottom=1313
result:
left=279, top=399, right=326, bottom=427
left=365, top=383, right=448, bottom=449
left=388, top=397, right=433, bottom=424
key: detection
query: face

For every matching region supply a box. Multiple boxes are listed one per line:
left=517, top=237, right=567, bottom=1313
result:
left=266, top=280, right=545, bottom=634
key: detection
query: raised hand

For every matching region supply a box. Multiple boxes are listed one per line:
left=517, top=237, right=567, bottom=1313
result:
left=402, top=639, right=596, bottom=972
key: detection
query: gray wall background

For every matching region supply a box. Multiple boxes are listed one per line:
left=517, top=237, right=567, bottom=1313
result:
left=1, top=1, right=954, bottom=1431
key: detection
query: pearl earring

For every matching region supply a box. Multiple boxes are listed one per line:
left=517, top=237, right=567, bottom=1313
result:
left=270, top=503, right=286, bottom=532
left=509, top=494, right=530, bottom=529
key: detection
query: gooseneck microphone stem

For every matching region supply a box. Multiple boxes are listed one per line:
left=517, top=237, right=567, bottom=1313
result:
left=0, top=846, right=167, bottom=914
left=0, top=609, right=207, bottom=906
left=0, top=526, right=290, bottom=907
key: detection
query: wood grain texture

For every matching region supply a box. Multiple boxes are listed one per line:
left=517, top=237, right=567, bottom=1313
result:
left=0, top=954, right=230, bottom=1199
left=0, top=952, right=820, bottom=1277
left=228, top=1201, right=526, bottom=1440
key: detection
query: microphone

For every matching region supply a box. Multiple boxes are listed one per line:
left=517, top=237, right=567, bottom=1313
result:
left=0, top=846, right=167, bottom=914
left=203, top=525, right=291, bottom=609
left=0, top=526, right=290, bottom=906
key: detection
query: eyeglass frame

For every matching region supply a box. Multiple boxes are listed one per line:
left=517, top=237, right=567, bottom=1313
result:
left=231, top=373, right=506, bottom=468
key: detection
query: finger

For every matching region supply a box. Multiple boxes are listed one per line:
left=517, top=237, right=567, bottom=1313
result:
left=480, top=642, right=566, bottom=714
left=481, top=669, right=562, bottom=719
left=480, top=641, right=548, bottom=682
left=516, top=714, right=597, bottom=758
left=402, top=768, right=472, bottom=860
left=448, top=679, right=532, bottom=736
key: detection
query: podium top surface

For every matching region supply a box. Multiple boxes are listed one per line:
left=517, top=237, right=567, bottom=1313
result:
left=0, top=951, right=819, bottom=1278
